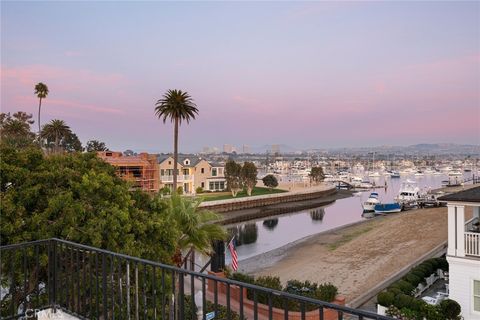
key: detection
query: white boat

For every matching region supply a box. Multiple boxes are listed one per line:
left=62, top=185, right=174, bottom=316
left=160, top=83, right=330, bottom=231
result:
left=448, top=170, right=463, bottom=176
left=363, top=192, right=380, bottom=212
left=368, top=171, right=381, bottom=178
left=395, top=179, right=422, bottom=205
left=414, top=171, right=424, bottom=177
left=390, top=171, right=400, bottom=178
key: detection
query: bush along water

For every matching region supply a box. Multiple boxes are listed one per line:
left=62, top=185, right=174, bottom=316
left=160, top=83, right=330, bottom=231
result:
left=228, top=272, right=338, bottom=312
left=377, top=257, right=461, bottom=320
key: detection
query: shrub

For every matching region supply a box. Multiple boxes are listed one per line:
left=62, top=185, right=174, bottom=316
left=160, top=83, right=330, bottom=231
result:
left=317, top=283, right=338, bottom=302
left=377, top=291, right=395, bottom=307
left=439, top=299, right=461, bottom=319
left=196, top=186, right=204, bottom=194
left=176, top=186, right=184, bottom=195
left=230, top=272, right=255, bottom=285
left=387, top=287, right=403, bottom=297
left=160, top=186, right=171, bottom=195
left=394, top=293, right=414, bottom=309
left=403, top=273, right=422, bottom=286
left=391, top=280, right=415, bottom=295
left=255, top=275, right=283, bottom=291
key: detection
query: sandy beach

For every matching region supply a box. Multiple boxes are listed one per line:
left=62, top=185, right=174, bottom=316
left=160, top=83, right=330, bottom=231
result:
left=239, top=206, right=473, bottom=303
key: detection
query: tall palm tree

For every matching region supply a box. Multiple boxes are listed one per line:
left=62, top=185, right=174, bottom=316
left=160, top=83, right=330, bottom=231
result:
left=155, top=90, right=198, bottom=192
left=167, top=195, right=227, bottom=318
left=34, top=82, right=49, bottom=135
left=40, top=119, right=71, bottom=154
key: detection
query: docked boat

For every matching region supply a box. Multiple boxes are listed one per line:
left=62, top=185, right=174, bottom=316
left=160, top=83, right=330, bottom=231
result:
left=390, top=171, right=400, bottom=178
left=395, top=179, right=423, bottom=206
left=368, top=171, right=381, bottom=178
left=448, top=170, right=463, bottom=177
left=374, top=203, right=402, bottom=214
left=363, top=192, right=380, bottom=212
left=414, top=171, right=424, bottom=177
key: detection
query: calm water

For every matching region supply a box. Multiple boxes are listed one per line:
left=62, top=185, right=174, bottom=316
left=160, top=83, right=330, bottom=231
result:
left=227, top=172, right=475, bottom=261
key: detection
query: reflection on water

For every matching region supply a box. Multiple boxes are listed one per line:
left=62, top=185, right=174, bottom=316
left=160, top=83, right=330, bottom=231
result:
left=310, top=208, right=326, bottom=222
left=229, top=172, right=474, bottom=261
left=262, top=218, right=279, bottom=230
left=228, top=223, right=258, bottom=245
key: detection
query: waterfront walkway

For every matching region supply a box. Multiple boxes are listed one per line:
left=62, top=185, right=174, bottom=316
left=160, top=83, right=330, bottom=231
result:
left=240, top=206, right=473, bottom=306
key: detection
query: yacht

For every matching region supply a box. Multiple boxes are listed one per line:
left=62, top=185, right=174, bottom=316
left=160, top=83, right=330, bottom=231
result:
left=395, top=179, right=423, bottom=206
left=390, top=171, right=400, bottom=178
left=448, top=170, right=463, bottom=177
left=374, top=203, right=402, bottom=214
left=368, top=171, right=381, bottom=178
left=363, top=192, right=380, bottom=212
left=414, top=171, right=424, bottom=177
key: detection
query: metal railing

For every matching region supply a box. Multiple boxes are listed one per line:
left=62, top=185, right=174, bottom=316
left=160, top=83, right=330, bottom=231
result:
left=0, top=239, right=393, bottom=320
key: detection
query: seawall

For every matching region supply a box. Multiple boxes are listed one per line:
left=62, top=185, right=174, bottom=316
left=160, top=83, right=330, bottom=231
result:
left=199, top=185, right=337, bottom=214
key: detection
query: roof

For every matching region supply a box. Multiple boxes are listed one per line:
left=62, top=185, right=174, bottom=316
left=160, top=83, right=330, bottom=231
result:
left=157, top=154, right=202, bottom=167
left=438, top=186, right=480, bottom=203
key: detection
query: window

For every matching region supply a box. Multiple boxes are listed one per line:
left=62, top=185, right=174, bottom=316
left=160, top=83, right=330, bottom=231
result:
left=474, top=280, right=480, bottom=312
left=183, top=169, right=189, bottom=175
left=212, top=168, right=217, bottom=176
left=201, top=182, right=204, bottom=188
left=201, top=168, right=205, bottom=174
left=161, top=169, right=164, bottom=176
left=209, top=182, right=214, bottom=190
left=168, top=161, right=171, bottom=165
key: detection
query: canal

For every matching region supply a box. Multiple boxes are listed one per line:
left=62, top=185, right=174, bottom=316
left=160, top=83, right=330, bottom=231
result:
left=226, top=172, right=474, bottom=262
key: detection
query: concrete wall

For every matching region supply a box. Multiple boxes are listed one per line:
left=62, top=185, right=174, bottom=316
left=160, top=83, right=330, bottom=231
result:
left=447, top=256, right=480, bottom=319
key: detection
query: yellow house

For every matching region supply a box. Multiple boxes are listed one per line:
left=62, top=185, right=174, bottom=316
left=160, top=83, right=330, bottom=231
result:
left=158, top=155, right=226, bottom=194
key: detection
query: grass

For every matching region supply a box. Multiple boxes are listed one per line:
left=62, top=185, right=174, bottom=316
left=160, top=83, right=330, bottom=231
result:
left=328, top=225, right=374, bottom=251
left=200, top=186, right=287, bottom=202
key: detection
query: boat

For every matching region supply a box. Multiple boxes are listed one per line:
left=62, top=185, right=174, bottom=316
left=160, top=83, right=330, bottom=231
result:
left=362, top=192, right=380, bottom=212
left=390, top=171, right=400, bottom=178
left=448, top=170, right=462, bottom=177
left=368, top=171, right=381, bottom=178
left=395, top=179, right=423, bottom=206
left=414, top=171, right=424, bottom=177
left=359, top=180, right=374, bottom=189
left=374, top=203, right=402, bottom=214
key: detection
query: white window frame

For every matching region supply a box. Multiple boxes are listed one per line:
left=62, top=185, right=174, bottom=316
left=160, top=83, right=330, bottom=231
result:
left=474, top=279, right=480, bottom=313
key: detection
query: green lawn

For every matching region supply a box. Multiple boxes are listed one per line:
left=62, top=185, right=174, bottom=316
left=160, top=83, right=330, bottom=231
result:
left=200, top=186, right=287, bottom=202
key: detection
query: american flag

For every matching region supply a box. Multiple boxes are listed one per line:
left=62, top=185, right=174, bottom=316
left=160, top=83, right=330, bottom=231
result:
left=228, top=236, right=238, bottom=271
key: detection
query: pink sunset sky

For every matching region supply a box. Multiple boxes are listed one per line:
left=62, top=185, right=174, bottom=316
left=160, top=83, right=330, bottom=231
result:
left=1, top=1, right=479, bottom=152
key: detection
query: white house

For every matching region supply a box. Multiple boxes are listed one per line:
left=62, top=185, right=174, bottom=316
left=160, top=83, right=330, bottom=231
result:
left=439, top=187, right=480, bottom=319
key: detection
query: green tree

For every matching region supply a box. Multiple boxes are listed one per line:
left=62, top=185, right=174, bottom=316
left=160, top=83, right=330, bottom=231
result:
left=262, top=174, right=278, bottom=191
left=40, top=119, right=71, bottom=154
left=310, top=167, right=325, bottom=184
left=86, top=139, right=108, bottom=152
left=241, top=162, right=258, bottom=196
left=0, top=111, right=36, bottom=148
left=166, top=195, right=227, bottom=318
left=225, top=160, right=243, bottom=197
left=0, top=144, right=178, bottom=309
left=155, top=90, right=198, bottom=192
left=34, top=82, right=49, bottom=135
left=61, top=132, right=83, bottom=152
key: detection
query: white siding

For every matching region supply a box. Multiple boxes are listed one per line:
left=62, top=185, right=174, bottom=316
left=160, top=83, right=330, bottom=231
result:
left=447, top=256, right=480, bottom=319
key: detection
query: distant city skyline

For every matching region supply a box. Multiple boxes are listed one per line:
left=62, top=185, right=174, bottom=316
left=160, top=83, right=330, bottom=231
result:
left=1, top=1, right=479, bottom=152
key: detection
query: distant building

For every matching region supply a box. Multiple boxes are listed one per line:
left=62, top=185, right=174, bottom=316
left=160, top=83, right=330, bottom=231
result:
left=439, top=187, right=480, bottom=319
left=242, top=145, right=251, bottom=154
left=223, top=144, right=234, bottom=153
left=271, top=144, right=280, bottom=154
left=97, top=151, right=159, bottom=192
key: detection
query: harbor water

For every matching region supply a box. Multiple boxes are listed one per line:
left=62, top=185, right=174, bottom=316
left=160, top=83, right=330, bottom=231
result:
left=227, top=172, right=475, bottom=262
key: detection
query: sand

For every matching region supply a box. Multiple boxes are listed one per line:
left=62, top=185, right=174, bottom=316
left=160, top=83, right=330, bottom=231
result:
left=240, top=206, right=473, bottom=303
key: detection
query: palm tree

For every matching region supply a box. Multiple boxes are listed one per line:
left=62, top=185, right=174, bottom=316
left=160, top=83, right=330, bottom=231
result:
left=34, top=82, right=49, bottom=135
left=155, top=90, right=198, bottom=192
left=40, top=119, right=71, bottom=154
left=167, top=195, right=227, bottom=318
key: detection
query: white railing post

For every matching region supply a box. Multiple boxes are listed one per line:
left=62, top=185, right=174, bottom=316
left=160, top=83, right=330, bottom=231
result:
left=456, top=205, right=465, bottom=257
left=447, top=205, right=457, bottom=256
left=465, top=232, right=480, bottom=257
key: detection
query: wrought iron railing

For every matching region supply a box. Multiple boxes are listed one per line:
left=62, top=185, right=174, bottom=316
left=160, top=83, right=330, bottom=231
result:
left=0, top=239, right=393, bottom=320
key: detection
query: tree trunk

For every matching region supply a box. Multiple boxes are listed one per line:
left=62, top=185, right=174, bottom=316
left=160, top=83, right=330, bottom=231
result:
left=55, top=133, right=59, bottom=154
left=38, top=97, right=42, bottom=146
left=247, top=186, right=252, bottom=196
left=173, top=117, right=179, bottom=193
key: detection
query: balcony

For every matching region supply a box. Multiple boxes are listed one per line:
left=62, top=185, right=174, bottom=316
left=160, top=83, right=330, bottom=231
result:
left=0, top=238, right=392, bottom=320
left=161, top=175, right=192, bottom=183
left=465, top=217, right=480, bottom=257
